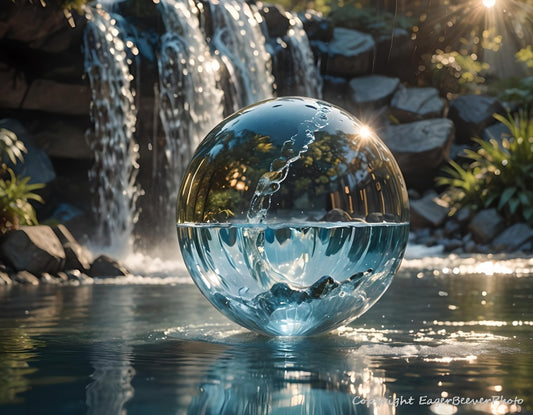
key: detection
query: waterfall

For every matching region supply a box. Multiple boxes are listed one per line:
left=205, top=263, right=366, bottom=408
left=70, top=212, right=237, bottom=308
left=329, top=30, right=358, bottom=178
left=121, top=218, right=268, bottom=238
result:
left=83, top=5, right=141, bottom=253
left=285, top=13, right=323, bottom=98
left=156, top=0, right=224, bottom=238
left=209, top=0, right=275, bottom=109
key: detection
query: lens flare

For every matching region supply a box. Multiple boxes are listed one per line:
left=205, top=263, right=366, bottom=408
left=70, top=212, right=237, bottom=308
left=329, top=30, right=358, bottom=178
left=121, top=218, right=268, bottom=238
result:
left=482, top=0, right=496, bottom=7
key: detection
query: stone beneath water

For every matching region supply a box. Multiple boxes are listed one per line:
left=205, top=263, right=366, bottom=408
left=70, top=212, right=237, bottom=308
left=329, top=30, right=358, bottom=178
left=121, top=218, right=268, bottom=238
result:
left=250, top=269, right=372, bottom=316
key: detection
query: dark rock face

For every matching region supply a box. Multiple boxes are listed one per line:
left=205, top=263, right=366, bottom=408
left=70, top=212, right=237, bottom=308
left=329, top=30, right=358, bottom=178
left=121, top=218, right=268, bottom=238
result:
left=482, top=122, right=511, bottom=146
left=492, top=223, right=533, bottom=251
left=52, top=224, right=91, bottom=271
left=298, top=10, right=333, bottom=42
left=88, top=254, right=130, bottom=278
left=383, top=118, right=454, bottom=189
left=468, top=209, right=505, bottom=244
left=258, top=4, right=290, bottom=38
left=390, top=87, right=444, bottom=122
left=448, top=95, right=505, bottom=143
left=0, top=226, right=65, bottom=274
left=322, top=28, right=374, bottom=77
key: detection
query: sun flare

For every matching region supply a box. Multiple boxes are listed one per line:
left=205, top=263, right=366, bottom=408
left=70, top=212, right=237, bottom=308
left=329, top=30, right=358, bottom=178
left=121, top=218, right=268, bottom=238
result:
left=482, top=0, right=496, bottom=8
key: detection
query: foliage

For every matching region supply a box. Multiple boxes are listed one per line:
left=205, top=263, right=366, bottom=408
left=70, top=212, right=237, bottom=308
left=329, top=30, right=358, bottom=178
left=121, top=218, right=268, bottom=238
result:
left=0, top=129, right=44, bottom=233
left=516, top=45, right=533, bottom=69
left=328, top=4, right=413, bottom=36
left=436, top=112, right=533, bottom=226
left=427, top=50, right=490, bottom=97
left=496, top=77, right=533, bottom=109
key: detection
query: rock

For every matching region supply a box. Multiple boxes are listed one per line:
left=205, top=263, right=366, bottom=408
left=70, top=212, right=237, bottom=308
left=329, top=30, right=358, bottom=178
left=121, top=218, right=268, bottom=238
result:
left=482, top=122, right=511, bottom=146
left=382, top=118, right=454, bottom=189
left=468, top=209, right=505, bottom=244
left=464, top=240, right=478, bottom=253
left=26, top=115, right=91, bottom=159
left=22, top=79, right=90, bottom=116
left=409, top=191, right=450, bottom=228
left=65, top=269, right=93, bottom=284
left=443, top=238, right=463, bottom=252
left=443, top=220, right=461, bottom=237
left=39, top=272, right=60, bottom=284
left=88, top=255, right=130, bottom=278
left=322, top=75, right=349, bottom=109
left=373, top=28, right=414, bottom=77
left=298, top=10, right=333, bottom=42
left=0, top=271, right=12, bottom=285
left=258, top=4, right=290, bottom=38
left=54, top=272, right=69, bottom=282
left=0, top=63, right=28, bottom=109
left=0, top=119, right=56, bottom=184
left=51, top=224, right=91, bottom=271
left=348, top=75, right=400, bottom=108
left=455, top=207, right=472, bottom=225
left=12, top=270, right=39, bottom=285
left=448, top=95, right=504, bottom=143
left=0, top=226, right=65, bottom=274
left=492, top=223, right=533, bottom=252
left=390, top=86, right=444, bottom=122
left=320, top=208, right=352, bottom=222
left=323, top=28, right=374, bottom=77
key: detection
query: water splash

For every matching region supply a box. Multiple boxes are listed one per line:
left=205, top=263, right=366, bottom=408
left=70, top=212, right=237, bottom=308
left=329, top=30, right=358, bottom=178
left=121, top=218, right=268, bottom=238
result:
left=247, top=101, right=330, bottom=222
left=156, top=0, right=224, bottom=237
left=285, top=12, right=322, bottom=98
left=83, top=5, right=141, bottom=253
left=209, top=0, right=274, bottom=108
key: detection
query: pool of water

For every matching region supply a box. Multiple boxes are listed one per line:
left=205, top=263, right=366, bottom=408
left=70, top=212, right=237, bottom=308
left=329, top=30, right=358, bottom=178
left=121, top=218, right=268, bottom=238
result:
left=1, top=253, right=532, bottom=414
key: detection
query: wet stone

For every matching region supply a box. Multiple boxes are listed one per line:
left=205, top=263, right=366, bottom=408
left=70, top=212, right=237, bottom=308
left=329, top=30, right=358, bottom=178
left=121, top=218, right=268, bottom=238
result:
left=390, top=87, right=443, bottom=122
left=39, top=272, right=59, bottom=284
left=468, top=208, right=505, bottom=244
left=13, top=271, right=40, bottom=285
left=308, top=276, right=339, bottom=298
left=88, top=255, right=130, bottom=278
left=492, top=223, right=533, bottom=252
left=0, top=271, right=12, bottom=285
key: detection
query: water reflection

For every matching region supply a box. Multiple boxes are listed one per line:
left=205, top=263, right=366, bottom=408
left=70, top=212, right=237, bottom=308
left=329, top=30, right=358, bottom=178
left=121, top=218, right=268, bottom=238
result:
left=168, top=337, right=393, bottom=415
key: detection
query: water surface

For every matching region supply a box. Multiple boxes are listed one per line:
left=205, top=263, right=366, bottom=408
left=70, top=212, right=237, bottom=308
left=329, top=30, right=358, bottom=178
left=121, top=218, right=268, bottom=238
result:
left=1, top=254, right=532, bottom=414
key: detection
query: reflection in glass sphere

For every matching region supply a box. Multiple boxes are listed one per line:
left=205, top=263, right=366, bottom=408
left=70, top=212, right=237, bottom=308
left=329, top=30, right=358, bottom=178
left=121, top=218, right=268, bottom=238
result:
left=177, top=97, right=409, bottom=336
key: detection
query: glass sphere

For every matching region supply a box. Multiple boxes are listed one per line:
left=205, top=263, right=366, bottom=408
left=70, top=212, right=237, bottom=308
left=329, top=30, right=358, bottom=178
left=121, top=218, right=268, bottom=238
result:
left=177, top=97, right=409, bottom=336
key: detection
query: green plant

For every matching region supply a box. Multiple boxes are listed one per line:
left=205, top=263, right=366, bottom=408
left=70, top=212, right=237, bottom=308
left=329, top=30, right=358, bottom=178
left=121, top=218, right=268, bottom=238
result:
left=436, top=112, right=533, bottom=226
left=0, top=129, right=44, bottom=233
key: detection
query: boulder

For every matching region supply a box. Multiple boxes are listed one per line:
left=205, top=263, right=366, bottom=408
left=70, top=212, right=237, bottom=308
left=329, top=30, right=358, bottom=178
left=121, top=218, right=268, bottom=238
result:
left=492, top=223, right=533, bottom=252
left=390, top=87, right=444, bottom=122
left=298, top=10, right=333, bottom=42
left=348, top=75, right=400, bottom=108
left=51, top=224, right=91, bottom=271
left=468, top=209, right=505, bottom=244
left=0, top=63, right=28, bottom=109
left=0, top=271, right=12, bottom=285
left=448, top=95, right=504, bottom=143
left=0, top=226, right=66, bottom=274
left=12, top=270, right=40, bottom=285
left=323, top=28, right=374, bottom=77
left=39, top=272, right=60, bottom=284
left=409, top=190, right=450, bottom=228
left=382, top=118, right=454, bottom=189
left=482, top=122, right=511, bottom=146
left=88, top=255, right=130, bottom=278
left=258, top=4, right=290, bottom=38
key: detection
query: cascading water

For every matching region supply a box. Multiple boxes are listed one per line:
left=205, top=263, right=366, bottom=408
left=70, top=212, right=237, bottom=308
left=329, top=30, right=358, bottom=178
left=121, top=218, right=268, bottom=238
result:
left=83, top=5, right=141, bottom=253
left=156, top=0, right=224, bottom=238
left=209, top=0, right=275, bottom=109
left=284, top=12, right=322, bottom=98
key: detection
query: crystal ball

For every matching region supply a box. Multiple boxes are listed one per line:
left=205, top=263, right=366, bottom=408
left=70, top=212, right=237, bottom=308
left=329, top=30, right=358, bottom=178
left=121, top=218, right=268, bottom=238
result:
left=177, top=97, right=409, bottom=336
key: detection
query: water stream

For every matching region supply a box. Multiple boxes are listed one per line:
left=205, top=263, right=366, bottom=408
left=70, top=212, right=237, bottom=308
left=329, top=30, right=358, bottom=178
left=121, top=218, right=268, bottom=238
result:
left=156, top=0, right=225, bottom=238
left=83, top=5, right=140, bottom=253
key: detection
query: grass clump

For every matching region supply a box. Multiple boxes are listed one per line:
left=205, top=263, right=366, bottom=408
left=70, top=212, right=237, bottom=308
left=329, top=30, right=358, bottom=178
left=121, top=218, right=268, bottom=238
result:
left=436, top=112, right=533, bottom=226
